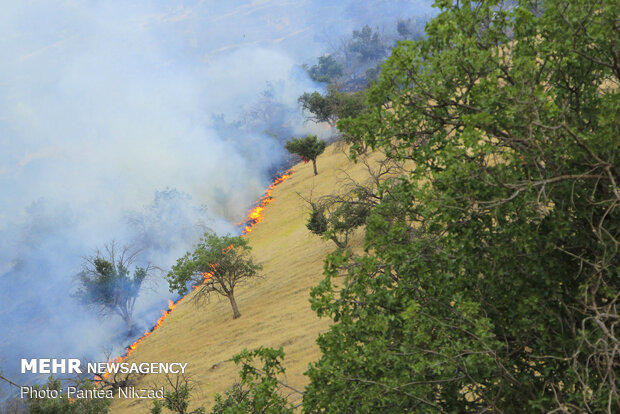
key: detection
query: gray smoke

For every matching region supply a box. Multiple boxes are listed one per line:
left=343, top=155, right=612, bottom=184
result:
left=0, top=0, right=433, bottom=396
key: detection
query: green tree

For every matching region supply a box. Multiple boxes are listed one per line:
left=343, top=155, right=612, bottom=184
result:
left=364, top=63, right=382, bottom=85
left=304, top=0, right=619, bottom=413
left=330, top=88, right=367, bottom=121
left=74, top=243, right=151, bottom=333
left=347, top=25, right=387, bottom=64
left=211, top=348, right=296, bottom=414
left=297, top=91, right=337, bottom=127
left=305, top=55, right=344, bottom=84
left=166, top=233, right=261, bottom=319
left=298, top=86, right=367, bottom=129
left=285, top=135, right=326, bottom=176
left=305, top=179, right=383, bottom=249
left=26, top=377, right=111, bottom=414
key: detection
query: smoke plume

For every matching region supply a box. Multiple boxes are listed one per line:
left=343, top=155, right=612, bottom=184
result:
left=0, top=0, right=433, bottom=395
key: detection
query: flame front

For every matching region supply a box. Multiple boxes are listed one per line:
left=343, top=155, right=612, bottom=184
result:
left=240, top=170, right=293, bottom=235
left=98, top=170, right=293, bottom=382
left=98, top=299, right=181, bottom=382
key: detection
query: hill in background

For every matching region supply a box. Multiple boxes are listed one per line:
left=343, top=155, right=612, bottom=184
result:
left=110, top=142, right=380, bottom=413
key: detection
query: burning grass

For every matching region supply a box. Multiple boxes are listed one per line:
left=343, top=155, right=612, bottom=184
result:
left=109, top=143, right=387, bottom=413
left=98, top=170, right=294, bottom=382
left=239, top=171, right=293, bottom=235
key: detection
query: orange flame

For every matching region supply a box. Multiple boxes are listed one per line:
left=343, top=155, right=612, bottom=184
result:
left=240, top=170, right=293, bottom=234
left=98, top=298, right=182, bottom=382
left=193, top=271, right=213, bottom=290
left=97, top=170, right=293, bottom=381
left=192, top=244, right=233, bottom=290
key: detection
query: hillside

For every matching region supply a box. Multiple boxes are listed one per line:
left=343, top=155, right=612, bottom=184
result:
left=109, top=142, right=381, bottom=413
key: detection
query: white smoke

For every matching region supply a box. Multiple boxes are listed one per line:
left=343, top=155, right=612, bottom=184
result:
left=0, top=0, right=434, bottom=394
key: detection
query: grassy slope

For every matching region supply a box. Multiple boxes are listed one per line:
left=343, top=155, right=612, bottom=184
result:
left=110, top=143, right=379, bottom=413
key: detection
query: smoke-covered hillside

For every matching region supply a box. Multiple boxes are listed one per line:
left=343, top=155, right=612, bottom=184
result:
left=0, top=0, right=433, bottom=401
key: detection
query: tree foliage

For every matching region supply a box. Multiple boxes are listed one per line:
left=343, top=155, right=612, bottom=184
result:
left=307, top=200, right=370, bottom=249
left=297, top=92, right=337, bottom=127
left=285, top=135, right=326, bottom=176
left=166, top=233, right=261, bottom=319
left=74, top=243, right=151, bottom=333
left=305, top=55, right=344, bottom=84
left=211, top=348, right=295, bottom=414
left=347, top=25, right=388, bottom=64
left=305, top=157, right=403, bottom=249
left=304, top=0, right=620, bottom=412
left=297, top=86, right=367, bottom=130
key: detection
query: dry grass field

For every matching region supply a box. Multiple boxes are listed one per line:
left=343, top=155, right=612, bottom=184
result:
left=109, top=143, right=385, bottom=413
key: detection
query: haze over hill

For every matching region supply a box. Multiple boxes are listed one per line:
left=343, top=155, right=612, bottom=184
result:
left=0, top=0, right=433, bottom=400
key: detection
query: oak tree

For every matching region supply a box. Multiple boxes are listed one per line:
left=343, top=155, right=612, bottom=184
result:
left=285, top=135, right=326, bottom=176
left=298, top=86, right=367, bottom=129
left=305, top=0, right=620, bottom=412
left=166, top=233, right=261, bottom=319
left=305, top=55, right=344, bottom=84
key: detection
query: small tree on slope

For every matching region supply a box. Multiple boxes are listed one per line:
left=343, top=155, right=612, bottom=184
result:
left=285, top=135, right=326, bottom=176
left=166, top=232, right=261, bottom=319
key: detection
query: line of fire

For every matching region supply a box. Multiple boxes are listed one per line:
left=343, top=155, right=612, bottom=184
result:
left=96, top=170, right=293, bottom=382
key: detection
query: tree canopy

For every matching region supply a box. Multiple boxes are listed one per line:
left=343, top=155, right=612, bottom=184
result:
left=74, top=244, right=151, bottom=333
left=305, top=55, right=344, bottom=84
left=298, top=86, right=367, bottom=129
left=347, top=25, right=387, bottom=64
left=284, top=135, right=326, bottom=176
left=166, top=233, right=261, bottom=319
left=211, top=348, right=296, bottom=414
left=302, top=0, right=620, bottom=412
left=297, top=91, right=337, bottom=127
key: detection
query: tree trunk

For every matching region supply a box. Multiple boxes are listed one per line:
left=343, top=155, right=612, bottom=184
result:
left=312, top=158, right=318, bottom=175
left=118, top=306, right=136, bottom=334
left=227, top=293, right=241, bottom=319
left=123, top=315, right=137, bottom=337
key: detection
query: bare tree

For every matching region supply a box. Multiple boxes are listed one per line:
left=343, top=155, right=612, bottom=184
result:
left=304, top=155, right=406, bottom=249
left=151, top=373, right=205, bottom=414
